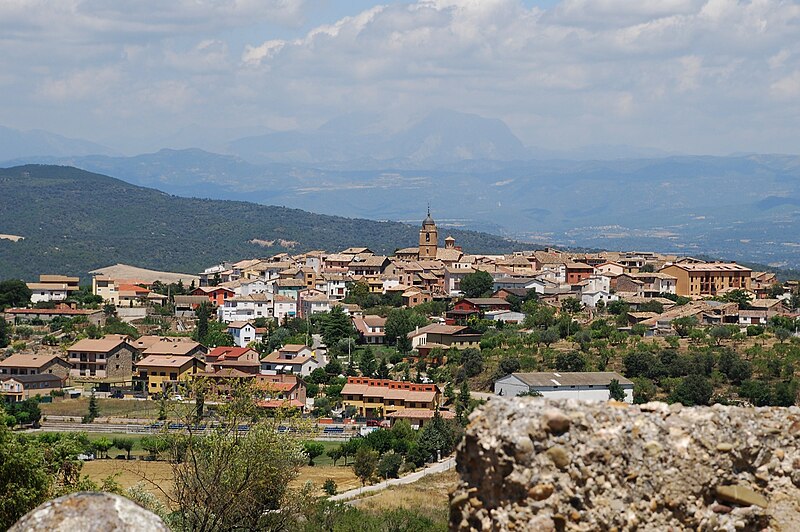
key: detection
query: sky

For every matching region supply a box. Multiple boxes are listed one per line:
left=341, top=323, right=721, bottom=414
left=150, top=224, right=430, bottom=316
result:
left=1, top=0, right=800, bottom=155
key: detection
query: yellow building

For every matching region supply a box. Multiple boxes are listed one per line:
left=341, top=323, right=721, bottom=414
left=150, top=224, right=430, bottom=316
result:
left=660, top=263, right=752, bottom=298
left=135, top=355, right=204, bottom=396
left=341, top=377, right=441, bottom=418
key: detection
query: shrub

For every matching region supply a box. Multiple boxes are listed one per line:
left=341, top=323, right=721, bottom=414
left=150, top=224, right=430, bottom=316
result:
left=322, top=478, right=337, bottom=496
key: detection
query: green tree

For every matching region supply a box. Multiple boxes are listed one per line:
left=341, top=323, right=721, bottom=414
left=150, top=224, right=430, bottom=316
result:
left=774, top=327, right=792, bottom=343
left=326, top=447, right=343, bottom=466
left=83, top=389, right=100, bottom=424
left=194, top=302, right=212, bottom=343
left=456, top=381, right=472, bottom=426
left=359, top=346, right=377, bottom=378
left=375, top=358, right=390, bottom=379
left=320, top=306, right=355, bottom=348
left=459, top=270, right=494, bottom=298
left=460, top=348, right=484, bottom=379
left=0, top=279, right=32, bottom=310
left=413, top=413, right=458, bottom=466
left=377, top=451, right=403, bottom=479
left=671, top=316, right=699, bottom=337
left=93, top=437, right=113, bottom=459
left=385, top=308, right=427, bottom=353
left=303, top=441, right=325, bottom=466
left=607, top=379, right=626, bottom=401
left=0, top=422, right=52, bottom=528
left=555, top=351, right=587, bottom=372
left=739, top=379, right=773, bottom=407
left=112, top=437, right=135, bottom=460
left=0, top=318, right=10, bottom=348
left=560, top=297, right=582, bottom=314
left=671, top=374, right=713, bottom=406
left=353, top=446, right=379, bottom=486
left=632, top=377, right=657, bottom=404
left=709, top=325, right=732, bottom=346
left=721, top=289, right=753, bottom=309
left=539, top=327, right=560, bottom=347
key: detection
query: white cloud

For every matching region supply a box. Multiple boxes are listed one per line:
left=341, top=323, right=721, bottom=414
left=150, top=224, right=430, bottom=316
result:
left=2, top=0, right=800, bottom=154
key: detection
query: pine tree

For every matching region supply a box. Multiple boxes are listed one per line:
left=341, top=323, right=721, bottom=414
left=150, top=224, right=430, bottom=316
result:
left=456, top=381, right=471, bottom=426
left=83, top=388, right=100, bottom=423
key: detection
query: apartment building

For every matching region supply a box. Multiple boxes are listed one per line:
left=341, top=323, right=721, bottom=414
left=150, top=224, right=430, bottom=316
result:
left=341, top=377, right=441, bottom=418
left=660, top=262, right=752, bottom=297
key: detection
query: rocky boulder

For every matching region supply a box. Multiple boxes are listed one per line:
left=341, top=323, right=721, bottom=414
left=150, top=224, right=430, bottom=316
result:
left=450, top=399, right=800, bottom=531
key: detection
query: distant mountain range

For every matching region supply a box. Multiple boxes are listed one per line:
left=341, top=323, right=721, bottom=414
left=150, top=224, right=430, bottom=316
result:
left=2, top=111, right=800, bottom=269
left=0, top=165, right=518, bottom=281
left=0, top=126, right=118, bottom=161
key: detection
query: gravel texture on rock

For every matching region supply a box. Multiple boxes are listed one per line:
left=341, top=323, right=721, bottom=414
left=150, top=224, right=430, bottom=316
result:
left=450, top=399, right=800, bottom=531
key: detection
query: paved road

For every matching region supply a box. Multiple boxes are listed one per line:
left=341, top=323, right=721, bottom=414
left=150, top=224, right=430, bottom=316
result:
left=329, top=456, right=455, bottom=502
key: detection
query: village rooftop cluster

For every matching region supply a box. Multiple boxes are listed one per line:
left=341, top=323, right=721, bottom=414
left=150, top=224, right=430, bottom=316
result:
left=2, top=211, right=797, bottom=423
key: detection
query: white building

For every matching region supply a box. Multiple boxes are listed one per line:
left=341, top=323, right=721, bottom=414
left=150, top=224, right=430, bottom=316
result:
left=218, top=293, right=273, bottom=323
left=579, top=275, right=619, bottom=308
left=227, top=321, right=260, bottom=348
left=494, top=372, right=634, bottom=403
left=27, top=283, right=69, bottom=303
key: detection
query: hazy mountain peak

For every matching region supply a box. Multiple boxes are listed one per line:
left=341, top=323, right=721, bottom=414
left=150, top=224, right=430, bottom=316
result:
left=0, top=125, right=117, bottom=160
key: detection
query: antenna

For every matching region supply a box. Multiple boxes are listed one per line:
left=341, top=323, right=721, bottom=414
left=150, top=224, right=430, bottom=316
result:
left=427, top=202, right=431, bottom=216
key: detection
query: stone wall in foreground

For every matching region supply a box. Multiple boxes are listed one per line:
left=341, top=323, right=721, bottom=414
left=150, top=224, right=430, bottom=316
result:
left=450, top=399, right=800, bottom=531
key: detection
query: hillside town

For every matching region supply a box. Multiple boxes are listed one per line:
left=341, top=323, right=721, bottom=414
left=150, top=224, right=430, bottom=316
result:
left=4, top=211, right=800, bottom=529
left=3, top=210, right=799, bottom=417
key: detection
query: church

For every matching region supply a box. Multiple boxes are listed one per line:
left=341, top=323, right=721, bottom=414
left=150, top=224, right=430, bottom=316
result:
left=395, top=208, right=463, bottom=263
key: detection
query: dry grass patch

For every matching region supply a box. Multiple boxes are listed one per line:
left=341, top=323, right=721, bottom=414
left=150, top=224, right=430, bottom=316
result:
left=293, top=465, right=360, bottom=495
left=42, top=398, right=160, bottom=419
left=82, top=459, right=175, bottom=495
left=350, top=469, right=457, bottom=523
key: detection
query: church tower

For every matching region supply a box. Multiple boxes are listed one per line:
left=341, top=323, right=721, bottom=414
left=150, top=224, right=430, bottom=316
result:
left=418, top=207, right=439, bottom=260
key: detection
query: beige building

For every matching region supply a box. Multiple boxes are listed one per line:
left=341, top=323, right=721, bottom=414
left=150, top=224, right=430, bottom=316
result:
left=660, top=263, right=752, bottom=298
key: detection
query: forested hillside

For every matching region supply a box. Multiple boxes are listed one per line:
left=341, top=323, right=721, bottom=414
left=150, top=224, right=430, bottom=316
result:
left=0, top=165, right=518, bottom=280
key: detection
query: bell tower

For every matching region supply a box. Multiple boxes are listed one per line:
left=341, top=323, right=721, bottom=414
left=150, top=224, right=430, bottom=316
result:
left=419, top=206, right=438, bottom=260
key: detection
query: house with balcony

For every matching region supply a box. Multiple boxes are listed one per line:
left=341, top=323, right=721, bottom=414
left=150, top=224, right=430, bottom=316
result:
left=135, top=355, right=204, bottom=396
left=341, top=377, right=441, bottom=419
left=0, top=374, right=64, bottom=402
left=260, top=344, right=319, bottom=376
left=67, top=335, right=137, bottom=383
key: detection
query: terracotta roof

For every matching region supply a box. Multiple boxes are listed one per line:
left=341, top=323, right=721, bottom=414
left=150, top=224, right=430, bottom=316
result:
left=207, top=347, right=257, bottom=361
left=257, top=399, right=305, bottom=409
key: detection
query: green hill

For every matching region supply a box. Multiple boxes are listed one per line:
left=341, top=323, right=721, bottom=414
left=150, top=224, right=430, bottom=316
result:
left=0, top=165, right=520, bottom=281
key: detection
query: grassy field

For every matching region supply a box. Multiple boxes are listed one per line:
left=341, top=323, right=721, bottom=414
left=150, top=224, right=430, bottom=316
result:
left=81, top=459, right=360, bottom=499
left=41, top=398, right=161, bottom=419
left=350, top=470, right=456, bottom=525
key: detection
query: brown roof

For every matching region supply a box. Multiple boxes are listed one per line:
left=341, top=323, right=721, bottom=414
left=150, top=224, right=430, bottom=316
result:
left=510, top=372, right=633, bottom=387
left=136, top=355, right=199, bottom=368
left=143, top=340, right=204, bottom=356
left=68, top=335, right=129, bottom=353
left=0, top=353, right=64, bottom=369
left=387, top=409, right=455, bottom=420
